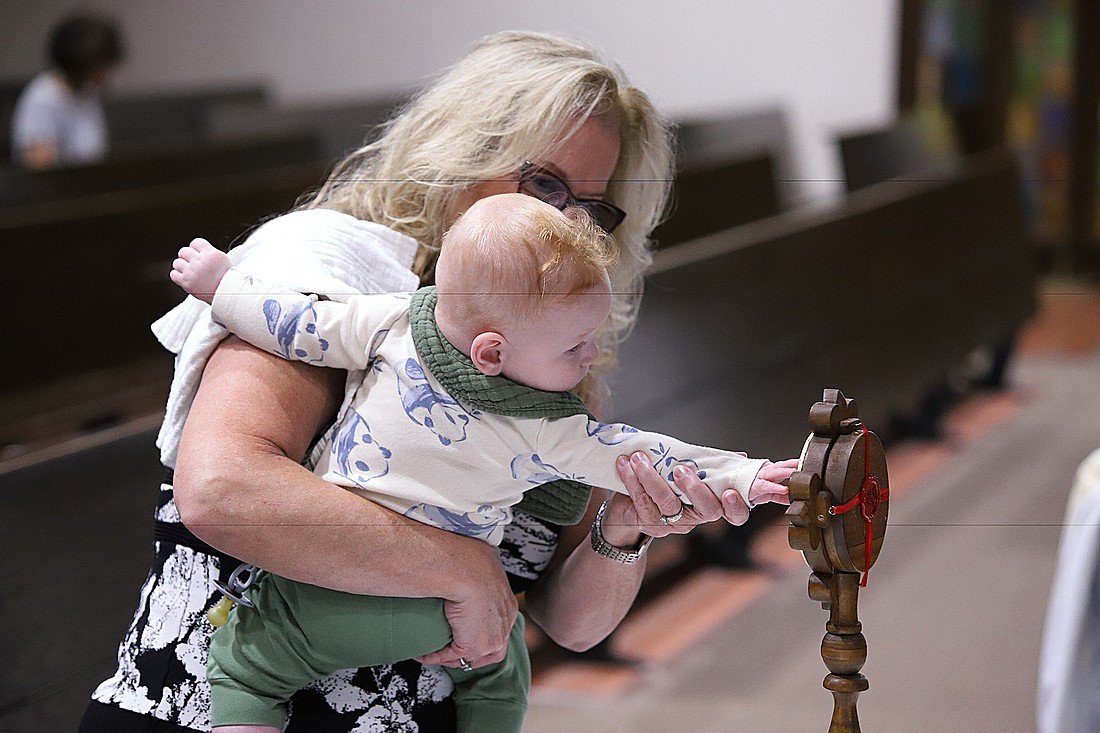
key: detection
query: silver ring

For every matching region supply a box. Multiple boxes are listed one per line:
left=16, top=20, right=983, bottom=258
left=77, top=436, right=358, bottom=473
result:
left=659, top=505, right=685, bottom=525
left=458, top=658, right=473, bottom=672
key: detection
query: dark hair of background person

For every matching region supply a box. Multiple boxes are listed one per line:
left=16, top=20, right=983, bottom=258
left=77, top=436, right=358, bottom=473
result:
left=49, top=11, right=126, bottom=90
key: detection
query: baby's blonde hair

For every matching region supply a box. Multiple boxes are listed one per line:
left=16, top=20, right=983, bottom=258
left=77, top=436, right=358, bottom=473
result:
left=298, top=30, right=674, bottom=411
left=435, top=195, right=617, bottom=335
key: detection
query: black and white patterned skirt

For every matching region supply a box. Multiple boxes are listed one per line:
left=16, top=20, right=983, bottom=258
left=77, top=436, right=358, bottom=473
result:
left=89, top=477, right=560, bottom=732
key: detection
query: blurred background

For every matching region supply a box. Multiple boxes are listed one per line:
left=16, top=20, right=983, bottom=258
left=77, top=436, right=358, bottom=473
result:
left=2, top=1, right=1099, bottom=731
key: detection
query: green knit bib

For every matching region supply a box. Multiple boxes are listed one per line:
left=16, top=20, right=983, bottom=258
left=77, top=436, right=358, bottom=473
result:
left=408, top=287, right=594, bottom=526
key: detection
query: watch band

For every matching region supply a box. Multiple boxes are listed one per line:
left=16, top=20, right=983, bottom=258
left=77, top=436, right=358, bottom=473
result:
left=589, top=500, right=653, bottom=564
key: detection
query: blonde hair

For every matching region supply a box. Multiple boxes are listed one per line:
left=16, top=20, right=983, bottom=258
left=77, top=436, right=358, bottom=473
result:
left=436, top=195, right=617, bottom=334
left=298, top=30, right=674, bottom=410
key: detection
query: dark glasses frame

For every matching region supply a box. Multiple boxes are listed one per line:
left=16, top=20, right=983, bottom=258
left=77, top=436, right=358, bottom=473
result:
left=517, top=161, right=627, bottom=234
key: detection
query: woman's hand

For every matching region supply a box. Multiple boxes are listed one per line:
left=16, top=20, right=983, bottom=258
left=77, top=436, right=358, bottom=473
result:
left=605, top=453, right=798, bottom=542
left=602, top=451, right=726, bottom=544
left=414, top=548, right=519, bottom=670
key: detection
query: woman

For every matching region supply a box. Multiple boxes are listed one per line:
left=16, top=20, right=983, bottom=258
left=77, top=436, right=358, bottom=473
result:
left=80, top=30, right=792, bottom=733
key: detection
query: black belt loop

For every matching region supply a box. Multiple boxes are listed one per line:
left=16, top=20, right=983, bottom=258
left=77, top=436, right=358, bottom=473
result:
left=153, top=520, right=246, bottom=585
left=153, top=519, right=223, bottom=558
left=156, top=464, right=244, bottom=578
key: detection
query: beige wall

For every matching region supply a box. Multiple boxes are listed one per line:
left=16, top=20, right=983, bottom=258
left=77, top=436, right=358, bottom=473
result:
left=0, top=0, right=900, bottom=203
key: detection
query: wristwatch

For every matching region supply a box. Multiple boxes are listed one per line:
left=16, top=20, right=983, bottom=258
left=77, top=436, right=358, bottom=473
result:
left=589, top=500, right=653, bottom=564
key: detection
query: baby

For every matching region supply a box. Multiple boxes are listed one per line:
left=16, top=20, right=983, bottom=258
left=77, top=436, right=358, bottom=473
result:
left=172, top=193, right=789, bottom=733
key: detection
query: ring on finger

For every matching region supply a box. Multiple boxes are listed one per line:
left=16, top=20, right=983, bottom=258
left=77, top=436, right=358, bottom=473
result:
left=458, top=658, right=473, bottom=672
left=659, top=505, right=685, bottom=525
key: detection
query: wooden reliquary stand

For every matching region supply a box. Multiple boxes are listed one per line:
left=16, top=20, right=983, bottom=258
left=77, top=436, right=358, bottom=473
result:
left=787, top=389, right=890, bottom=733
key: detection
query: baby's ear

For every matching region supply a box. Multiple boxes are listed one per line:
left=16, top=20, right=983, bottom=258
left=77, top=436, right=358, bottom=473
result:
left=470, top=332, right=506, bottom=376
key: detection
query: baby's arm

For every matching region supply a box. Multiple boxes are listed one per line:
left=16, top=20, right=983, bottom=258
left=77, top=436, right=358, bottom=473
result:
left=210, top=268, right=406, bottom=371
left=170, top=237, right=232, bottom=305
left=533, top=416, right=769, bottom=507
left=170, top=237, right=406, bottom=370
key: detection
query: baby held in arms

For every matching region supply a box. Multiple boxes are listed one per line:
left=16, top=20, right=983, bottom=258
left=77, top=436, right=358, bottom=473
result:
left=171, top=193, right=793, bottom=733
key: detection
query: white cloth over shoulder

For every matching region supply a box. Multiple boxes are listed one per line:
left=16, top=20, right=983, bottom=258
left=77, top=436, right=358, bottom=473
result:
left=1037, top=447, right=1100, bottom=733
left=149, top=209, right=421, bottom=467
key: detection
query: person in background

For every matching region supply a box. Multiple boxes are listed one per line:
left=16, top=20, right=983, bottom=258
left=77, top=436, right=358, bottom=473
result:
left=10, top=10, right=125, bottom=170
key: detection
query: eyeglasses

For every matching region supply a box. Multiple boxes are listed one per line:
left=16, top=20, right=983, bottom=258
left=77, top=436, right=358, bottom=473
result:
left=517, top=162, right=627, bottom=234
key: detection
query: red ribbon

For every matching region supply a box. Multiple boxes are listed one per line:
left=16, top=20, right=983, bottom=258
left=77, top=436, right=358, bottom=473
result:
left=828, top=425, right=888, bottom=587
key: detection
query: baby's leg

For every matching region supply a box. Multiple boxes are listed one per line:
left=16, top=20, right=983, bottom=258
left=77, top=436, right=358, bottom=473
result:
left=207, top=573, right=456, bottom=729
left=447, top=613, right=531, bottom=733
left=285, top=578, right=531, bottom=732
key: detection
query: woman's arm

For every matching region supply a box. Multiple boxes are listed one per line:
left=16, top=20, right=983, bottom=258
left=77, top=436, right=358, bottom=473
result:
left=524, top=454, right=725, bottom=650
left=525, top=453, right=794, bottom=650
left=522, top=491, right=645, bottom=650
left=173, top=336, right=517, bottom=665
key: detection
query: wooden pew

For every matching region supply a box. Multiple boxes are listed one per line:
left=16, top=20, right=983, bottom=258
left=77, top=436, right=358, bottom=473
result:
left=0, top=81, right=271, bottom=168
left=609, top=148, right=1037, bottom=461
left=531, top=148, right=1038, bottom=669
left=650, top=154, right=782, bottom=249
left=675, top=108, right=797, bottom=207
left=206, top=95, right=407, bottom=163
left=0, top=132, right=329, bottom=450
left=837, top=115, right=957, bottom=194
left=648, top=108, right=793, bottom=250
left=103, top=84, right=270, bottom=155
left=0, top=131, right=323, bottom=212
left=0, top=77, right=25, bottom=167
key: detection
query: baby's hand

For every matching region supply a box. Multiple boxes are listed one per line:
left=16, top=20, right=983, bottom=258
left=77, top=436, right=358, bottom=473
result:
left=169, top=238, right=232, bottom=305
left=747, top=458, right=798, bottom=507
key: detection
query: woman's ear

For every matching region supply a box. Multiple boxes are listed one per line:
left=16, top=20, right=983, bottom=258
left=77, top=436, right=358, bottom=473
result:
left=470, top=332, right=507, bottom=376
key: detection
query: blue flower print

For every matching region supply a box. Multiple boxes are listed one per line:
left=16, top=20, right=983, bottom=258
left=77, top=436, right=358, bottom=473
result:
left=406, top=503, right=510, bottom=541
left=648, top=442, right=707, bottom=482
left=331, top=410, right=392, bottom=487
left=510, top=453, right=586, bottom=487
left=261, top=298, right=329, bottom=364
left=365, top=327, right=389, bottom=374
left=586, top=421, right=640, bottom=446
left=395, top=359, right=475, bottom=446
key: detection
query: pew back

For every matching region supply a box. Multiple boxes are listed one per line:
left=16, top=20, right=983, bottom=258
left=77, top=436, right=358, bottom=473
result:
left=0, top=132, right=328, bottom=429
left=650, top=154, right=782, bottom=249
left=609, top=150, right=1037, bottom=459
left=0, top=132, right=322, bottom=212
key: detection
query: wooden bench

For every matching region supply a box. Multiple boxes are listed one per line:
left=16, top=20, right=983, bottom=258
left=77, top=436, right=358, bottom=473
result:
left=650, top=154, right=782, bottom=249
left=103, top=84, right=270, bottom=155
left=0, top=81, right=271, bottom=168
left=609, top=148, right=1037, bottom=460
left=675, top=108, right=797, bottom=207
left=0, top=130, right=322, bottom=212
left=837, top=115, right=957, bottom=194
left=206, top=95, right=407, bottom=163
left=648, top=108, right=794, bottom=250
left=0, top=133, right=329, bottom=451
